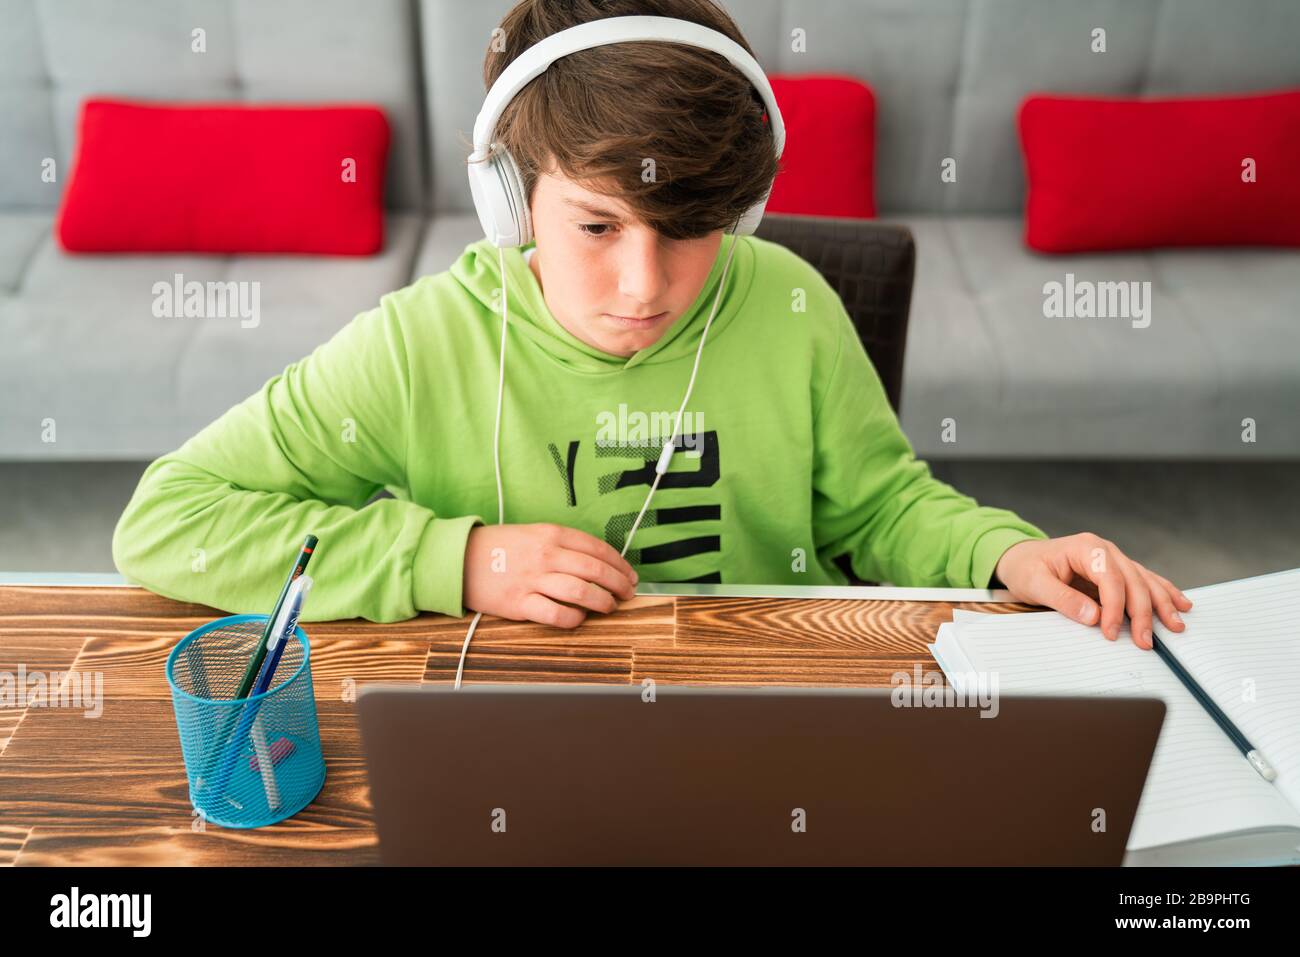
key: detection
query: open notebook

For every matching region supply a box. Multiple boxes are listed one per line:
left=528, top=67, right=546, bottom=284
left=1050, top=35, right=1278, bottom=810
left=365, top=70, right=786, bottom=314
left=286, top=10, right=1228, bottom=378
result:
left=928, top=566, right=1300, bottom=866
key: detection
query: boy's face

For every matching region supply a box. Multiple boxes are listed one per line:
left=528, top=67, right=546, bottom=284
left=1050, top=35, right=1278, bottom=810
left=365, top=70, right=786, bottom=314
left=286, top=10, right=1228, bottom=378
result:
left=526, top=167, right=723, bottom=358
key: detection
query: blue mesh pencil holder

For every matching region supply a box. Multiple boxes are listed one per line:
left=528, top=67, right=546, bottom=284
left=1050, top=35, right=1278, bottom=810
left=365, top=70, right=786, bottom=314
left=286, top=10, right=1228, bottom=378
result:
left=166, top=614, right=326, bottom=829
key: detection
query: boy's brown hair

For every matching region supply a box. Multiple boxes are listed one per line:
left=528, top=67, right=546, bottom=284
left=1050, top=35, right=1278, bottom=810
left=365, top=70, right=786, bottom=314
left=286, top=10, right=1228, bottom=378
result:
left=481, top=0, right=779, bottom=240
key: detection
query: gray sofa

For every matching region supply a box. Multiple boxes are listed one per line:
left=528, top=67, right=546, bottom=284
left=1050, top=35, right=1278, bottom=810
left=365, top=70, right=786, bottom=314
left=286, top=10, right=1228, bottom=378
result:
left=2, top=0, right=1297, bottom=461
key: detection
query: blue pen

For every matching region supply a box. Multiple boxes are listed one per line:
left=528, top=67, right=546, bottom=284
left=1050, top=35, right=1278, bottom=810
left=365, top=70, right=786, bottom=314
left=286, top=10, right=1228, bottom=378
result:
left=251, top=576, right=313, bottom=694
left=212, top=576, right=313, bottom=800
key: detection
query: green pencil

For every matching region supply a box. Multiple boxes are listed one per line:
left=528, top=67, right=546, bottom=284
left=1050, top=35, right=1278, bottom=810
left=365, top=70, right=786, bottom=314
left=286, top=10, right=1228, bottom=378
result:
left=198, top=534, right=318, bottom=790
left=233, top=534, right=319, bottom=701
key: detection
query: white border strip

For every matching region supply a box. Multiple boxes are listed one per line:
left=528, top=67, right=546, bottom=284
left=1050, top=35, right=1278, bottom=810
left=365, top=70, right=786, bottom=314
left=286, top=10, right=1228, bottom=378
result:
left=636, top=581, right=1015, bottom=602
left=0, top=572, right=131, bottom=586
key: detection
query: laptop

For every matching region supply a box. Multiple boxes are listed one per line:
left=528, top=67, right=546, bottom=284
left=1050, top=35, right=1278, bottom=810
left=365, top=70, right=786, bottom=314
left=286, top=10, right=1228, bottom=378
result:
left=356, top=683, right=1164, bottom=865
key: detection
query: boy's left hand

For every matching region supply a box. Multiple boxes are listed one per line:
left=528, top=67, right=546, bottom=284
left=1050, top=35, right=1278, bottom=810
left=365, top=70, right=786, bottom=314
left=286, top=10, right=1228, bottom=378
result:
left=992, top=533, right=1193, bottom=650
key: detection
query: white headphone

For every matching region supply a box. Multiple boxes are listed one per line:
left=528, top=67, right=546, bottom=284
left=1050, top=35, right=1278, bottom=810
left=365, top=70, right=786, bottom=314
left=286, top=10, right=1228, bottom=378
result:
left=455, top=15, right=784, bottom=688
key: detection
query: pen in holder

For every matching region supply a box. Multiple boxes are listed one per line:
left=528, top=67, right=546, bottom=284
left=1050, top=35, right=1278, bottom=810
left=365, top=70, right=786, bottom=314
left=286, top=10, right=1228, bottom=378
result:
left=166, top=614, right=326, bottom=828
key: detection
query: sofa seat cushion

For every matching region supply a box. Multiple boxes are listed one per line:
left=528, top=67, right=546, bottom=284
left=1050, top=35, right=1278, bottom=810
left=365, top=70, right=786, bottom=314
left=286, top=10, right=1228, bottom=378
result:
left=895, top=215, right=1299, bottom=458
left=0, top=212, right=424, bottom=458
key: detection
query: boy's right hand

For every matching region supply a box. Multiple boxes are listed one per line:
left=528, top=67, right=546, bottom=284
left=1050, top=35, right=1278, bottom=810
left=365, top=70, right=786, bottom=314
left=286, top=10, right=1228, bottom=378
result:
left=461, top=523, right=639, bottom=629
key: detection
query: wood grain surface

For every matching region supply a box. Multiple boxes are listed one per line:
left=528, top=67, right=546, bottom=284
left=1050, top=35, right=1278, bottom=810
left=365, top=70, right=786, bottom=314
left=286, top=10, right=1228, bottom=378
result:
left=0, top=585, right=1029, bottom=866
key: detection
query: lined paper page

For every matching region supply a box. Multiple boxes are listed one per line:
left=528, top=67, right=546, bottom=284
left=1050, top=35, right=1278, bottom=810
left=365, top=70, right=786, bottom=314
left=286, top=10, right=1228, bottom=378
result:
left=1155, top=567, right=1300, bottom=817
left=949, top=610, right=1300, bottom=853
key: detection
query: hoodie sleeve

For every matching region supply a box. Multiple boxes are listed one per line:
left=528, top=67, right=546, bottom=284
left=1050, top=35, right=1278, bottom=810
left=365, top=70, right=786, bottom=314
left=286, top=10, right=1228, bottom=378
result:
left=112, top=299, right=482, bottom=622
left=811, top=308, right=1048, bottom=588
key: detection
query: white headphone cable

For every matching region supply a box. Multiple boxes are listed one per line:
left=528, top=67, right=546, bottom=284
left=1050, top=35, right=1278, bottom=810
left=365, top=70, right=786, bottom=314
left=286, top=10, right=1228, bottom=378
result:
left=453, top=245, right=511, bottom=690
left=454, top=232, right=738, bottom=688
left=620, top=231, right=738, bottom=559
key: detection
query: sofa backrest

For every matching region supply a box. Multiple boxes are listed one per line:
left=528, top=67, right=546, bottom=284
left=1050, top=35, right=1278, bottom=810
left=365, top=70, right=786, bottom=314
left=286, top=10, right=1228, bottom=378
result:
left=0, top=0, right=428, bottom=212
left=422, top=0, right=1300, bottom=216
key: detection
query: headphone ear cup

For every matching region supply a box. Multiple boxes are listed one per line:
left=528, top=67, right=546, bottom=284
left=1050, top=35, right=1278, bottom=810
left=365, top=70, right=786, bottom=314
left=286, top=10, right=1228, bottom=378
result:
left=497, top=149, right=532, bottom=246
left=468, top=147, right=531, bottom=247
left=728, top=190, right=770, bottom=236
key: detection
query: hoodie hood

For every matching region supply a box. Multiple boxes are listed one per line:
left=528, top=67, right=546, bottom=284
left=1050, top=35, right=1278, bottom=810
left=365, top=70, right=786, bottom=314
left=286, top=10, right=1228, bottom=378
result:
left=449, top=234, right=757, bottom=376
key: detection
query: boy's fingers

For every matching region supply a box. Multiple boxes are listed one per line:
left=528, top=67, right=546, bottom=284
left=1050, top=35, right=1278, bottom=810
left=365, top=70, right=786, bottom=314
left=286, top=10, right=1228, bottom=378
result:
left=1113, top=554, right=1154, bottom=650
left=520, top=592, right=587, bottom=630
left=553, top=549, right=637, bottom=601
left=1141, top=568, right=1186, bottom=632
left=1069, top=548, right=1126, bottom=641
left=535, top=572, right=619, bottom=616
left=555, top=525, right=638, bottom=584
left=1145, top=567, right=1193, bottom=611
left=1034, top=570, right=1100, bottom=625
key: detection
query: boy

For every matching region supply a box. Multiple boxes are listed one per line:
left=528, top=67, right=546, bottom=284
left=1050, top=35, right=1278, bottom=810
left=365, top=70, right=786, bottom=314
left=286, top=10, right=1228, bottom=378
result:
left=113, top=0, right=1191, bottom=650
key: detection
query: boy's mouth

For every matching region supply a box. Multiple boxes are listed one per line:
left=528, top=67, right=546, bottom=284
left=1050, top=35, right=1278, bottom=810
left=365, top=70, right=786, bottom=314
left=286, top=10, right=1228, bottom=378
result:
left=604, top=311, right=668, bottom=329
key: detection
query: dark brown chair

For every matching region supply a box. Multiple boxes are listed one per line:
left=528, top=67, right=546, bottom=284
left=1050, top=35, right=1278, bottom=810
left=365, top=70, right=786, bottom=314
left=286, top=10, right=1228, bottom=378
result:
left=753, top=214, right=915, bottom=415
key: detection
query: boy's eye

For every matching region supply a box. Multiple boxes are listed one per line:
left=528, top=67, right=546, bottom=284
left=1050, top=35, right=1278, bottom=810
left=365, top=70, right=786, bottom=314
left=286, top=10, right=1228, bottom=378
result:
left=578, top=223, right=616, bottom=238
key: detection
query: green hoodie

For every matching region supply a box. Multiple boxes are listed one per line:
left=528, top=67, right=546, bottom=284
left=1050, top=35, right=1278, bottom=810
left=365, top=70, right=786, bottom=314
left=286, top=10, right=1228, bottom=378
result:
left=112, top=235, right=1047, bottom=622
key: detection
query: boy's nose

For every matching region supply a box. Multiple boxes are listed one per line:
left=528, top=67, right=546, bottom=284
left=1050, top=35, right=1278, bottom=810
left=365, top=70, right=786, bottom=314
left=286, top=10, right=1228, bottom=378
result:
left=617, top=234, right=669, bottom=306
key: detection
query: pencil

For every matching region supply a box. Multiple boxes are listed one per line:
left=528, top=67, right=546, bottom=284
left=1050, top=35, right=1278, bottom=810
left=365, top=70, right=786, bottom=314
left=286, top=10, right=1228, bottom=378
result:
left=1139, top=614, right=1277, bottom=783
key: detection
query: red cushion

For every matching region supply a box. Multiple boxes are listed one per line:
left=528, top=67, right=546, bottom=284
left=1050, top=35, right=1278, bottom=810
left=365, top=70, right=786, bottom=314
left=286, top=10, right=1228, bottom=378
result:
left=56, top=99, right=390, bottom=255
left=1019, top=90, right=1300, bottom=253
left=765, top=76, right=876, bottom=219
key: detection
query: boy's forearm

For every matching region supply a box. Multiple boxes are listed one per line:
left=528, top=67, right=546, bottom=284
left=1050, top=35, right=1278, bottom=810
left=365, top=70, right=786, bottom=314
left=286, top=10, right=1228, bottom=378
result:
left=843, top=462, right=1048, bottom=588
left=112, top=453, right=475, bottom=622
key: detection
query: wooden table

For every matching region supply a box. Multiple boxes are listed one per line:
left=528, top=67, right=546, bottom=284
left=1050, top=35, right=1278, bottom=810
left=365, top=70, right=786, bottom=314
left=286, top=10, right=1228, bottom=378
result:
left=0, top=582, right=1027, bottom=866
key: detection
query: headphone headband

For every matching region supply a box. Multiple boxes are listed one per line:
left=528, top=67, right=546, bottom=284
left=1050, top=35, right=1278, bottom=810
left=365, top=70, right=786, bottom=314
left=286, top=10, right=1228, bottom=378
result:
left=471, top=15, right=786, bottom=161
